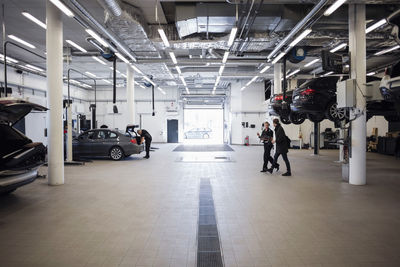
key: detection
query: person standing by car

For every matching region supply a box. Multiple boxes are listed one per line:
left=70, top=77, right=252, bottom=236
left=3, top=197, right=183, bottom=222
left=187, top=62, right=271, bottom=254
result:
left=137, top=129, right=152, bottom=159
left=268, top=118, right=291, bottom=176
left=257, top=122, right=278, bottom=172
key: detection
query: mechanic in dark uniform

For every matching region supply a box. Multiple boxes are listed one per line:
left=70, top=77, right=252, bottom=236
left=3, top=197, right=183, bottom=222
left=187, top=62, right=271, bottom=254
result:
left=257, top=121, right=278, bottom=172
left=137, top=129, right=152, bottom=159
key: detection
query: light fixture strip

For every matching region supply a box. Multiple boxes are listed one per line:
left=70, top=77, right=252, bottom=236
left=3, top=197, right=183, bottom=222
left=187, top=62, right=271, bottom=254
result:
left=288, top=28, right=312, bottom=47
left=21, top=12, right=47, bottom=29
left=366, top=18, right=387, bottom=34
left=91, top=56, right=107, bottom=65
left=330, top=43, right=347, bottom=53
left=143, top=76, right=156, bottom=86
left=8, top=35, right=36, bottom=49
left=227, top=27, right=238, bottom=47
left=49, top=0, right=74, bottom=17
left=374, top=45, right=400, bottom=56
left=115, top=52, right=130, bottom=64
left=180, top=76, right=187, bottom=86
left=169, top=52, right=177, bottom=64
left=259, top=65, right=270, bottom=74
left=102, top=79, right=112, bottom=84
left=287, top=69, right=300, bottom=78
left=86, top=29, right=109, bottom=48
left=176, top=66, right=182, bottom=75
left=85, top=71, right=97, bottom=78
left=222, top=51, right=229, bottom=64
left=367, top=71, right=376, bottom=76
left=25, top=64, right=44, bottom=72
left=218, top=65, right=225, bottom=76
left=324, top=0, right=347, bottom=16
left=322, top=71, right=334, bottom=76
left=66, top=40, right=87, bottom=53
left=0, top=53, right=18, bottom=63
left=304, top=58, right=319, bottom=67
left=272, top=52, right=286, bottom=64
left=130, top=64, right=143, bottom=75
left=158, top=28, right=170, bottom=48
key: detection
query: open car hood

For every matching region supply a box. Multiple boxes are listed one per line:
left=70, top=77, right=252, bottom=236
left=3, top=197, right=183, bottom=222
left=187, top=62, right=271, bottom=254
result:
left=0, top=97, right=47, bottom=125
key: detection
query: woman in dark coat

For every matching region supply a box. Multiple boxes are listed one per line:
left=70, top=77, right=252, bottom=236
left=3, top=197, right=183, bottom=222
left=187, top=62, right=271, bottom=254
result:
left=268, top=118, right=291, bottom=176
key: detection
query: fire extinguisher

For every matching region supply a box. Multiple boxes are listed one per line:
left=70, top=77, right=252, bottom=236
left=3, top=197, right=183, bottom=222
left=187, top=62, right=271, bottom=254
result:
left=244, top=136, right=249, bottom=146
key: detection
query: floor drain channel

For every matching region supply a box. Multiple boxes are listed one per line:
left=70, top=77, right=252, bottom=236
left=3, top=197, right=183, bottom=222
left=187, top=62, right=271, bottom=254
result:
left=197, top=178, right=224, bottom=267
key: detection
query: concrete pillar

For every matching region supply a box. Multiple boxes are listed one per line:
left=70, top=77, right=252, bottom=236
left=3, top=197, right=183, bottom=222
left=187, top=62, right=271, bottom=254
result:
left=46, top=0, right=64, bottom=185
left=126, top=66, right=135, bottom=124
left=349, top=4, right=367, bottom=185
left=273, top=63, right=282, bottom=94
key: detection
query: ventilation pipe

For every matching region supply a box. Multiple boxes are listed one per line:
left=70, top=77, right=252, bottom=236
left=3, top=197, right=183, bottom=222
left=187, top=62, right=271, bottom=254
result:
left=267, top=0, right=330, bottom=59
left=97, top=0, right=122, bottom=17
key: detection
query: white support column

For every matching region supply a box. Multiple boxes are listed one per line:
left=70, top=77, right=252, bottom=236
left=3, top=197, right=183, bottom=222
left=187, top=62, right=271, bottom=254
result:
left=349, top=4, right=367, bottom=185
left=274, top=63, right=282, bottom=94
left=126, top=66, right=135, bottom=124
left=46, top=0, right=64, bottom=185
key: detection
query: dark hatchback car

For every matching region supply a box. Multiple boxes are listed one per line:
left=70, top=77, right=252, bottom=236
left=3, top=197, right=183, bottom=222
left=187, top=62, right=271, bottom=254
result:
left=0, top=98, right=47, bottom=194
left=291, top=76, right=345, bottom=123
left=269, top=90, right=305, bottom=124
left=73, top=129, right=144, bottom=160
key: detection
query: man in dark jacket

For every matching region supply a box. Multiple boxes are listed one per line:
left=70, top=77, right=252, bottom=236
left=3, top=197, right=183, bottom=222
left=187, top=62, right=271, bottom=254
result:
left=268, top=118, right=291, bottom=176
left=137, top=129, right=152, bottom=159
left=257, top=121, right=278, bottom=172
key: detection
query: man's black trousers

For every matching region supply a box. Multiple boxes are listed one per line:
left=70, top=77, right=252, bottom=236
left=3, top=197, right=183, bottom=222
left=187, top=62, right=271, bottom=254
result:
left=263, top=143, right=274, bottom=170
left=145, top=138, right=152, bottom=157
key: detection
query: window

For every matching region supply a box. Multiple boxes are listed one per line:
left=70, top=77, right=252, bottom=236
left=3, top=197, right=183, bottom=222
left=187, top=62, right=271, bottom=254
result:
left=108, top=132, right=118, bottom=139
left=96, top=130, right=107, bottom=139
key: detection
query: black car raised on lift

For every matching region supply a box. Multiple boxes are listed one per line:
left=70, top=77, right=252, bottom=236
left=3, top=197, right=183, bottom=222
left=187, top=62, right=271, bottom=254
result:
left=268, top=90, right=306, bottom=125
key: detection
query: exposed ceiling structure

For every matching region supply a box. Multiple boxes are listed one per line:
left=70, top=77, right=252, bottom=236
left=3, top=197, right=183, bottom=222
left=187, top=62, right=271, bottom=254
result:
left=1, top=0, right=400, bottom=104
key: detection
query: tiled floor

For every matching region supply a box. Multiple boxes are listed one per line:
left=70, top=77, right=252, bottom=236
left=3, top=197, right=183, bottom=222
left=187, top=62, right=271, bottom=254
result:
left=1, top=144, right=400, bottom=267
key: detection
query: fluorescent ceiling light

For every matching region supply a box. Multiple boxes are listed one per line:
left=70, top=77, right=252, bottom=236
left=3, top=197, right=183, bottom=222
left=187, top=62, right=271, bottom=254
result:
left=66, top=40, right=87, bottom=53
left=304, top=58, right=319, bottom=67
left=86, top=29, right=109, bottom=48
left=185, top=87, right=190, bottom=94
left=322, top=71, right=334, bottom=76
left=91, top=56, right=107, bottom=65
left=366, top=19, right=387, bottom=34
left=85, top=71, right=97, bottom=78
left=272, top=52, right=286, bottom=64
left=324, top=0, right=347, bottom=16
left=246, top=76, right=258, bottom=86
left=0, top=53, right=18, bottom=63
left=109, top=67, right=121, bottom=74
left=121, top=73, right=127, bottom=78
left=115, top=52, right=129, bottom=64
left=287, top=69, right=300, bottom=78
left=130, top=64, right=143, bottom=75
left=215, top=76, right=221, bottom=85
left=158, top=87, right=166, bottom=95
left=49, top=0, right=74, bottom=17
left=102, top=79, right=111, bottom=84
left=260, top=65, right=270, bottom=74
left=143, top=76, right=156, bottom=86
left=222, top=51, right=229, bottom=64
left=330, top=43, right=347, bottom=53
left=227, top=27, right=238, bottom=47
left=81, top=83, right=92, bottom=88
left=8, top=35, right=36, bottom=49
left=21, top=12, right=46, bottom=29
left=367, top=71, right=376, bottom=76
left=240, top=86, right=246, bottom=91
left=374, top=45, right=400, bottom=56
left=218, top=65, right=225, bottom=76
left=158, top=28, right=170, bottom=48
left=169, top=52, right=177, bottom=64
left=25, top=64, right=44, bottom=72
left=180, top=76, right=187, bottom=86
left=176, top=66, right=182, bottom=75
left=288, top=28, right=312, bottom=47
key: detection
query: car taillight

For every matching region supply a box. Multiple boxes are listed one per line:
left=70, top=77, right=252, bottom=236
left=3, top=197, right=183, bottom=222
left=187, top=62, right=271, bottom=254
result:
left=300, top=88, right=315, bottom=96
left=130, top=139, right=137, bottom=144
left=275, top=95, right=283, bottom=101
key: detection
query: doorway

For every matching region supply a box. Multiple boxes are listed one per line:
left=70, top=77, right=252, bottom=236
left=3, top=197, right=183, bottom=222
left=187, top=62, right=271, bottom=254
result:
left=167, top=119, right=179, bottom=143
left=183, top=108, right=224, bottom=144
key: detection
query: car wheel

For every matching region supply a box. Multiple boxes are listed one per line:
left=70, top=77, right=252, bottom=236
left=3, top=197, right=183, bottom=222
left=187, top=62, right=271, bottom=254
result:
left=203, top=133, right=210, bottom=139
left=109, top=146, right=124, bottom=161
left=326, top=102, right=346, bottom=122
left=307, top=113, right=325, bottom=123
left=289, top=112, right=306, bottom=125
left=281, top=116, right=291, bottom=124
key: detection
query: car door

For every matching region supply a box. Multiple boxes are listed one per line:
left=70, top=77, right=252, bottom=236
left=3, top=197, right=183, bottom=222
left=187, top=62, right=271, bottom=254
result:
left=102, top=130, right=119, bottom=155
left=90, top=130, right=109, bottom=156
left=74, top=131, right=95, bottom=156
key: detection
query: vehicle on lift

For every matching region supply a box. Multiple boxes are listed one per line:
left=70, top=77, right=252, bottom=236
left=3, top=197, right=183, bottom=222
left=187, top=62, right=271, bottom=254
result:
left=291, top=76, right=346, bottom=123
left=184, top=128, right=212, bottom=139
left=268, top=90, right=306, bottom=125
left=0, top=98, right=47, bottom=195
left=73, top=129, right=144, bottom=161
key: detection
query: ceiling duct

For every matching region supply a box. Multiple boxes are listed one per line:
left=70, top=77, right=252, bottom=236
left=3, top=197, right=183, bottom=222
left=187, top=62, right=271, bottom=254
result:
left=104, top=1, right=159, bottom=58
left=97, top=0, right=122, bottom=17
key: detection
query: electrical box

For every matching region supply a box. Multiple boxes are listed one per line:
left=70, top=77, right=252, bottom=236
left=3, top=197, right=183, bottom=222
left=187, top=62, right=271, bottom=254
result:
left=337, top=79, right=356, bottom=108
